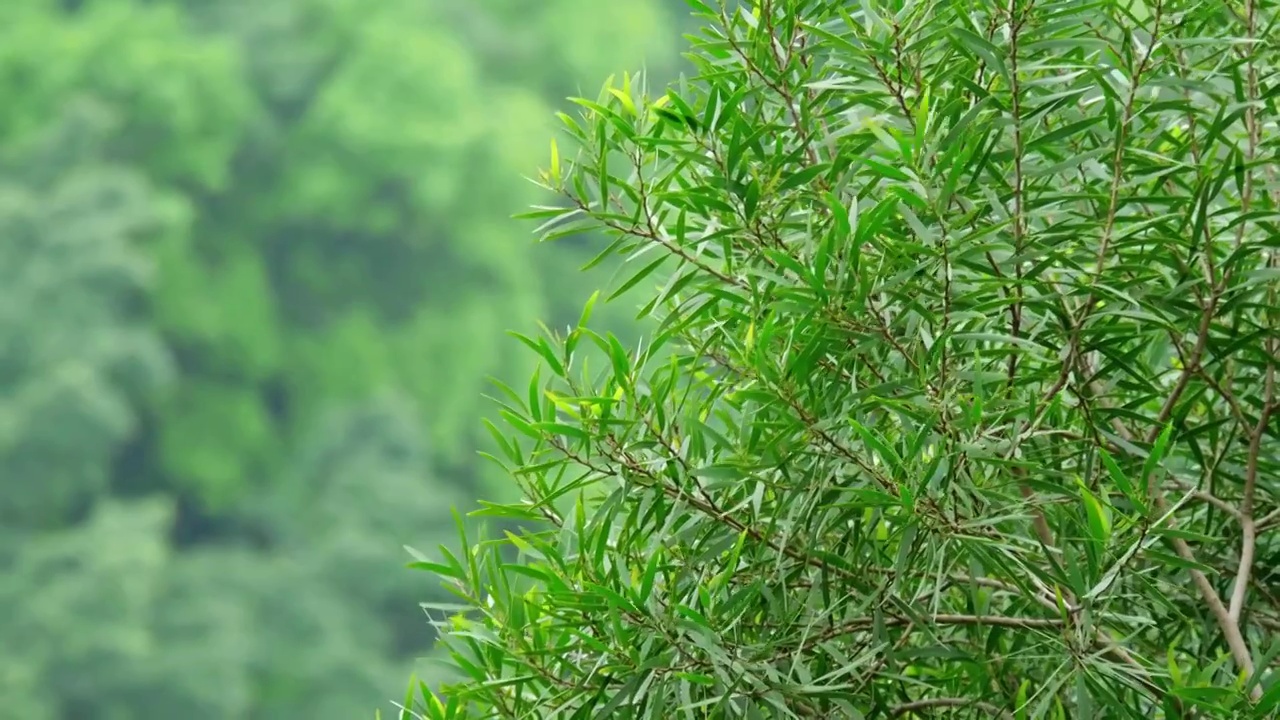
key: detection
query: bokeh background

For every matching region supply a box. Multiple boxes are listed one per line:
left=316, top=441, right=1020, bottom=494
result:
left=0, top=1, right=692, bottom=717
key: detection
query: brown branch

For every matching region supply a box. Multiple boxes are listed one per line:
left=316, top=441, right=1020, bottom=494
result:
left=891, top=697, right=1014, bottom=719
left=1220, top=0, right=1269, bottom=702
left=1023, top=0, right=1164, bottom=442
left=1228, top=373, right=1274, bottom=624
left=1105, top=339, right=1261, bottom=695
left=924, top=565, right=1170, bottom=703
left=1004, top=0, right=1027, bottom=399
left=801, top=612, right=1065, bottom=656
left=998, top=1, right=1059, bottom=561
left=862, top=613, right=1065, bottom=631
left=1167, top=480, right=1244, bottom=522
left=1150, top=492, right=1258, bottom=695
left=1067, top=318, right=1259, bottom=699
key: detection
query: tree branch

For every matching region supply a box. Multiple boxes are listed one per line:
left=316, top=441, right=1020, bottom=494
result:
left=1167, top=480, right=1244, bottom=522
left=1150, top=493, right=1258, bottom=696
left=891, top=697, right=1013, bottom=719
left=1228, top=373, right=1274, bottom=624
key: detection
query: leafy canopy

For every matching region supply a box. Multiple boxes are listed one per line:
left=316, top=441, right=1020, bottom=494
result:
left=412, top=0, right=1280, bottom=717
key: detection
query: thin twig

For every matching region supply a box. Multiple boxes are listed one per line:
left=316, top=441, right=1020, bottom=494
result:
left=1259, top=506, right=1280, bottom=533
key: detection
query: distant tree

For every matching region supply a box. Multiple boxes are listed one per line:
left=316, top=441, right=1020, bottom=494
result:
left=412, top=1, right=1280, bottom=717
left=0, top=1, right=688, bottom=717
left=0, top=98, right=175, bottom=531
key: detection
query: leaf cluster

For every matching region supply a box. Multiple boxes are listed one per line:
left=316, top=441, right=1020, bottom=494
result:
left=410, top=0, right=1280, bottom=717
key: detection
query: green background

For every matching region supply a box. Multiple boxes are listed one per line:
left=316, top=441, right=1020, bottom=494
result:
left=0, top=1, right=689, bottom=717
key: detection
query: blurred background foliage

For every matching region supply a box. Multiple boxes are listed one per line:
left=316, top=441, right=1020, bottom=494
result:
left=0, top=0, right=690, bottom=716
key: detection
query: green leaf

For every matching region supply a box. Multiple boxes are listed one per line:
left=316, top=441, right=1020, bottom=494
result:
left=1141, top=423, right=1175, bottom=493
left=951, top=27, right=1009, bottom=81
left=609, top=255, right=669, bottom=300
left=1078, top=480, right=1113, bottom=548
left=776, top=163, right=830, bottom=193
left=408, top=560, right=464, bottom=580
left=507, top=330, right=566, bottom=377
left=849, top=419, right=902, bottom=476
left=1145, top=549, right=1216, bottom=574
left=1026, top=116, right=1105, bottom=151
left=578, top=289, right=601, bottom=329
left=1098, top=448, right=1145, bottom=513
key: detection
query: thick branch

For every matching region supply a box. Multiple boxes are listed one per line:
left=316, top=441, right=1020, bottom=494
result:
left=1228, top=374, right=1274, bottom=624
left=1150, top=493, right=1258, bottom=696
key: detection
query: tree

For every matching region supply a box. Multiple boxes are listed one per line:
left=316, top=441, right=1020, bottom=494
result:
left=412, top=1, right=1280, bottom=717
left=0, top=97, right=176, bottom=531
